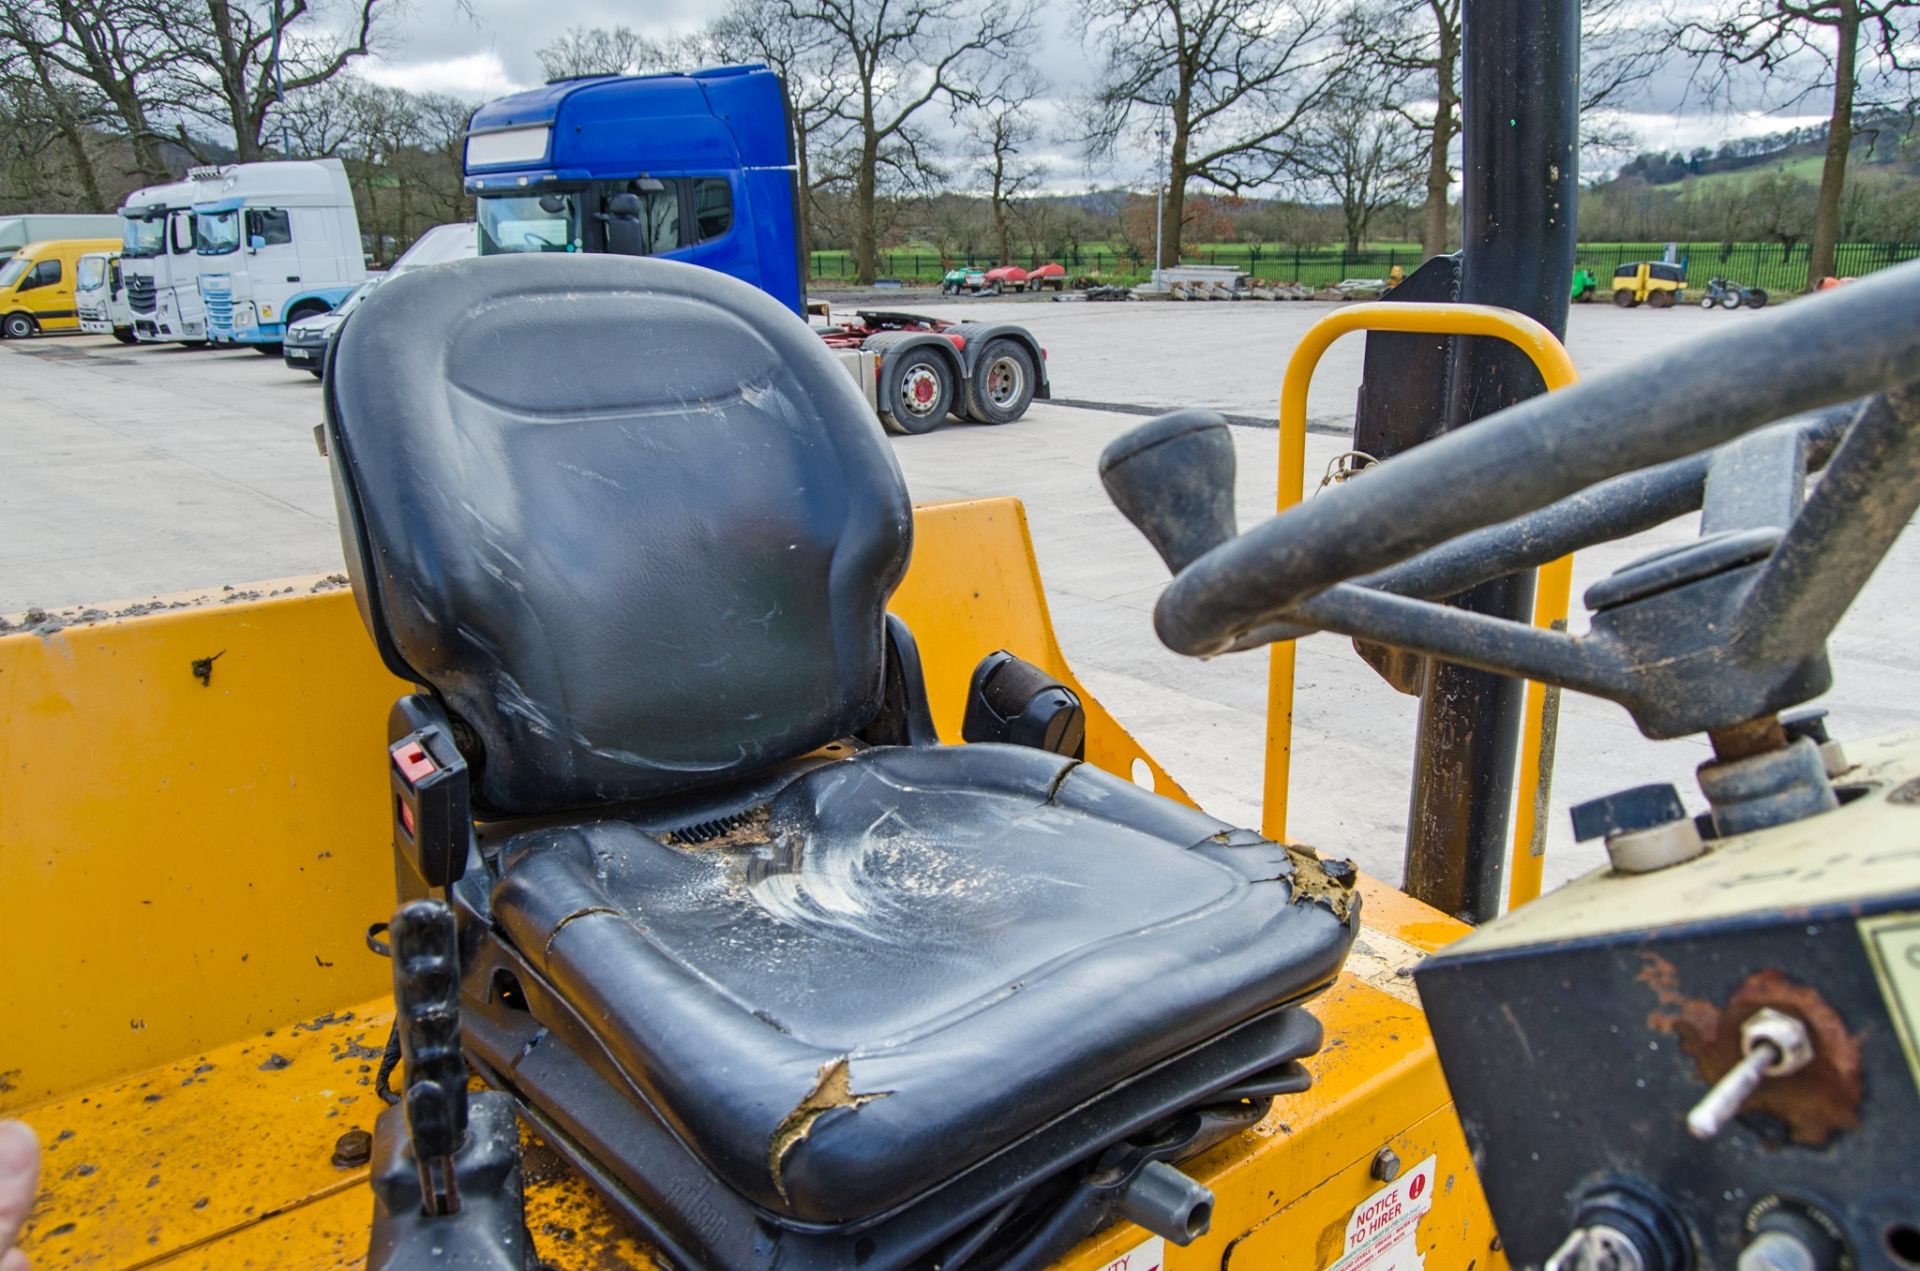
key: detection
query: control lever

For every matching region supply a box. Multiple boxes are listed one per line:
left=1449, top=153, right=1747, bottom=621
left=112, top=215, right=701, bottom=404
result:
left=366, top=899, right=531, bottom=1269
left=394, top=900, right=466, bottom=1213
left=1098, top=409, right=1238, bottom=574
left=1685, top=1007, right=1814, bottom=1139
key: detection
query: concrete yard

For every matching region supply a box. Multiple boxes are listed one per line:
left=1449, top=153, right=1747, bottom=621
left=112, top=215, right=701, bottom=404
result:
left=4, top=297, right=1915, bottom=902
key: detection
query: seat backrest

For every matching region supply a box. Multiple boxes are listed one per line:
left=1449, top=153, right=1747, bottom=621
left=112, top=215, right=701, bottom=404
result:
left=324, top=254, right=913, bottom=814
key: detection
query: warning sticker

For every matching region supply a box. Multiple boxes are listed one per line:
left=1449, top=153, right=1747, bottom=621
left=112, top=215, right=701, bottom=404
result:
left=1861, top=911, right=1920, bottom=1098
left=1324, top=1155, right=1438, bottom=1271
left=1099, top=1234, right=1166, bottom=1271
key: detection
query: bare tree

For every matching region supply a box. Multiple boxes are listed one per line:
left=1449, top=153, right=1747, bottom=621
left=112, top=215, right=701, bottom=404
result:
left=150, top=0, right=385, bottom=162
left=964, top=67, right=1046, bottom=264
left=1683, top=176, right=1757, bottom=248
left=1339, top=0, right=1455, bottom=258
left=0, top=0, right=174, bottom=179
left=1340, top=0, right=1660, bottom=260
left=264, top=71, right=358, bottom=157
left=535, top=25, right=688, bottom=80
left=0, top=36, right=110, bottom=205
left=706, top=0, right=853, bottom=264
left=1675, top=0, right=1919, bottom=287
left=1080, top=0, right=1343, bottom=269
left=1293, top=77, right=1423, bottom=251
left=773, top=0, right=1034, bottom=284
left=1749, top=170, right=1819, bottom=261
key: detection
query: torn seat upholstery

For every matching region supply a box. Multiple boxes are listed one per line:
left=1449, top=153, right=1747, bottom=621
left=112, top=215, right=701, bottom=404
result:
left=325, top=255, right=1357, bottom=1266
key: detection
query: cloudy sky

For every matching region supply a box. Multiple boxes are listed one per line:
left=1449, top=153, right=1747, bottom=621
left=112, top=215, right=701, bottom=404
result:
left=349, top=0, right=1832, bottom=191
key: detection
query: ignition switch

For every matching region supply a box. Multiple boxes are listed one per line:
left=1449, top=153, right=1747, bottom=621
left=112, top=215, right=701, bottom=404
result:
left=1546, top=1183, right=1691, bottom=1271
left=1738, top=1200, right=1847, bottom=1271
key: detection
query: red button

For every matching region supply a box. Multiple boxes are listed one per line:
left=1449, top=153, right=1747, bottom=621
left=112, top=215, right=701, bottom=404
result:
left=393, top=742, right=437, bottom=784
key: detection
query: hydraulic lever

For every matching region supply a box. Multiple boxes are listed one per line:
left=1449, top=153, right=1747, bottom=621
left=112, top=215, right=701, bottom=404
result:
left=366, top=899, right=532, bottom=1269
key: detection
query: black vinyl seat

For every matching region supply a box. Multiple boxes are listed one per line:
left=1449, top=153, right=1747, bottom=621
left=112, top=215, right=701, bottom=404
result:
left=324, top=255, right=1356, bottom=1265
left=492, top=743, right=1351, bottom=1225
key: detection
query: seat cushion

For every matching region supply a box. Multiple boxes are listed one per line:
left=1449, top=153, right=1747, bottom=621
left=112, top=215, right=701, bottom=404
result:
left=491, top=743, right=1357, bottom=1225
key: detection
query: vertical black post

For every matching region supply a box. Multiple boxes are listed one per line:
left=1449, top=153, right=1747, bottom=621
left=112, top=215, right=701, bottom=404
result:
left=1401, top=0, right=1578, bottom=924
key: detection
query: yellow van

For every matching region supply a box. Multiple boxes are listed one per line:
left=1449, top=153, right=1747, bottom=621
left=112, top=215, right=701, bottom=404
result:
left=0, top=237, right=122, bottom=338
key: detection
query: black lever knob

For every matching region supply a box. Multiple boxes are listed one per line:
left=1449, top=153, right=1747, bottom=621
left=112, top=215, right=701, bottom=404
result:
left=1098, top=410, right=1238, bottom=575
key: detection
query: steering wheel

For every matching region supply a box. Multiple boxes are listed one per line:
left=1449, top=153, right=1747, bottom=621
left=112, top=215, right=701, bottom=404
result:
left=1101, top=263, right=1920, bottom=741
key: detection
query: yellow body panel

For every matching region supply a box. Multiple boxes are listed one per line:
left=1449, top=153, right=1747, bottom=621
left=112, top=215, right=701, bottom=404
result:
left=2, top=498, right=1498, bottom=1269
left=0, top=238, right=122, bottom=333
left=0, top=582, right=407, bottom=1109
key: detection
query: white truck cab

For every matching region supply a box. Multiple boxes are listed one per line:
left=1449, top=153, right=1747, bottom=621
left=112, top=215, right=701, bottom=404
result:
left=118, top=179, right=207, bottom=344
left=75, top=250, right=134, bottom=342
left=190, top=159, right=365, bottom=348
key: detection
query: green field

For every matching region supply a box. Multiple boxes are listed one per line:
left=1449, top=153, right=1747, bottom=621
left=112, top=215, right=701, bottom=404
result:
left=1638, top=156, right=1829, bottom=191
left=810, top=237, right=1915, bottom=293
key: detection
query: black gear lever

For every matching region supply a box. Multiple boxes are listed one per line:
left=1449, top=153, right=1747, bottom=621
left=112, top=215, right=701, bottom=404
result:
left=1098, top=409, right=1239, bottom=574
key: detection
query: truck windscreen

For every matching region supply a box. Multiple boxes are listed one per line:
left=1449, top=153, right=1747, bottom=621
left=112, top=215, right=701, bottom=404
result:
left=196, top=210, right=241, bottom=255
left=478, top=194, right=581, bottom=254
left=123, top=217, right=166, bottom=258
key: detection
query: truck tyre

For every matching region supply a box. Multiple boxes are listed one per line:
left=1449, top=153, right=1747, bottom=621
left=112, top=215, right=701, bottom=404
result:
left=113, top=326, right=138, bottom=344
left=1612, top=289, right=1636, bottom=308
left=1647, top=290, right=1673, bottom=309
left=3, top=312, right=37, bottom=338
left=967, top=339, right=1037, bottom=424
left=879, top=348, right=956, bottom=435
left=1744, top=288, right=1768, bottom=309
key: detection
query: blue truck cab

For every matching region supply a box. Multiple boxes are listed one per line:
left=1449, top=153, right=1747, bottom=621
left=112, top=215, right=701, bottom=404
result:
left=463, top=65, right=803, bottom=315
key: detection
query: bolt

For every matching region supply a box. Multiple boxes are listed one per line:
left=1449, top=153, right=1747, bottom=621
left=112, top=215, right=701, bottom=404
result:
left=1370, top=1146, right=1402, bottom=1182
left=331, top=1127, right=373, bottom=1169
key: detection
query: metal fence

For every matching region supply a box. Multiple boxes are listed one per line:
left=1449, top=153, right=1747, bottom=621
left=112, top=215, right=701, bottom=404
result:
left=808, top=241, right=1920, bottom=292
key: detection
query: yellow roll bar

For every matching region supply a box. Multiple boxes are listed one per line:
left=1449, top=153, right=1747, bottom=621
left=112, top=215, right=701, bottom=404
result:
left=1263, top=301, right=1578, bottom=910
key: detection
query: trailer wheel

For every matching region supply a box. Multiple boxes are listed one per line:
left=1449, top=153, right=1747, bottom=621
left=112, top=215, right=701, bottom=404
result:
left=879, top=350, right=955, bottom=435
left=1612, top=289, right=1636, bottom=308
left=968, top=339, right=1036, bottom=424
left=2, top=312, right=37, bottom=338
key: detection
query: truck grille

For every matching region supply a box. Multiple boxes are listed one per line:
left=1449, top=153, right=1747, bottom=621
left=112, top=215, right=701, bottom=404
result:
left=201, top=280, right=234, bottom=333
left=127, top=274, right=156, bottom=314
